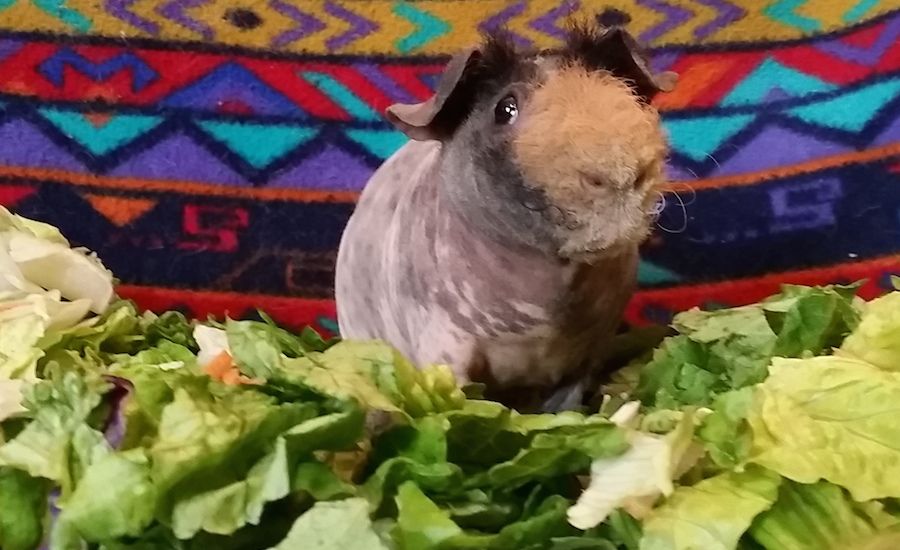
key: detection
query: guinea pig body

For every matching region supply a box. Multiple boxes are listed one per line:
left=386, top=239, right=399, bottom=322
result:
left=335, top=24, right=675, bottom=399
left=336, top=138, right=638, bottom=389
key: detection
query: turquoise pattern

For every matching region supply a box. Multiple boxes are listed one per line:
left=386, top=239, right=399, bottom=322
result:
left=198, top=121, right=319, bottom=169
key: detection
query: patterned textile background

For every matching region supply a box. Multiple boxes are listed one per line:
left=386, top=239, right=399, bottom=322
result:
left=0, top=0, right=898, bottom=336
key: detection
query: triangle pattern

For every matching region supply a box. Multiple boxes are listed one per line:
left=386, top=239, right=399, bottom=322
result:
left=270, top=144, right=374, bottom=190
left=38, top=108, right=162, bottom=156
left=712, top=123, right=845, bottom=176
left=85, top=194, right=157, bottom=227
left=663, top=114, right=755, bottom=162
left=787, top=78, right=900, bottom=132
left=108, top=131, right=250, bottom=186
left=721, top=58, right=836, bottom=106
left=197, top=121, right=318, bottom=169
left=345, top=129, right=408, bottom=159
left=162, top=62, right=304, bottom=117
left=0, top=184, right=37, bottom=207
left=0, top=118, right=84, bottom=171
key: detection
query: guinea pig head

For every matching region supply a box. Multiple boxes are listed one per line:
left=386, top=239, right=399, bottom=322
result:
left=386, top=24, right=676, bottom=261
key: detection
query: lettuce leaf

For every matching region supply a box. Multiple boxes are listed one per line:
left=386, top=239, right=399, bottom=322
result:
left=0, top=467, right=49, bottom=550
left=762, top=284, right=860, bottom=357
left=0, top=206, right=112, bottom=314
left=749, top=481, right=900, bottom=550
left=0, top=370, right=109, bottom=493
left=394, top=483, right=604, bottom=550
left=748, top=356, right=900, bottom=500
left=697, top=388, right=754, bottom=468
left=467, top=422, right=627, bottom=491
left=748, top=356, right=900, bottom=501
left=0, top=379, right=27, bottom=421
left=639, top=466, right=781, bottom=550
left=271, top=498, right=390, bottom=550
left=55, top=449, right=156, bottom=543
left=170, top=436, right=291, bottom=538
left=637, top=285, right=860, bottom=409
left=568, top=411, right=697, bottom=530
left=840, top=292, right=900, bottom=370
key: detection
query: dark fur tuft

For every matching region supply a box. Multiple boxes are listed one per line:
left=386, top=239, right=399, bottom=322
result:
left=562, top=20, right=662, bottom=102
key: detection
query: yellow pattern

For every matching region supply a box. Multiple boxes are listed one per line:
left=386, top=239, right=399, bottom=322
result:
left=0, top=0, right=893, bottom=55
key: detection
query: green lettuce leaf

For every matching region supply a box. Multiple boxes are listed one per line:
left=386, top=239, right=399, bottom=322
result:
left=279, top=341, right=464, bottom=416
left=637, top=285, right=861, bottom=408
left=140, top=310, right=198, bottom=351
left=0, top=467, right=49, bottom=550
left=292, top=461, right=356, bottom=501
left=362, top=457, right=464, bottom=512
left=171, top=436, right=290, bottom=538
left=443, top=400, right=591, bottom=466
left=0, top=370, right=109, bottom=493
left=749, top=481, right=900, bottom=550
left=761, top=284, right=860, bottom=357
left=466, top=422, right=627, bottom=491
left=840, top=292, right=900, bottom=370
left=225, top=319, right=285, bottom=380
left=395, top=482, right=462, bottom=550
left=270, top=498, right=389, bottom=550
left=748, top=356, right=900, bottom=501
left=56, top=449, right=156, bottom=543
left=697, top=388, right=755, bottom=469
left=148, top=385, right=317, bottom=523
left=639, top=466, right=781, bottom=550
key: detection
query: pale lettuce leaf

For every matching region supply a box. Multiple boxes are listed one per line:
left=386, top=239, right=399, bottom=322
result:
left=748, top=356, right=900, bottom=501
left=639, top=466, right=781, bottom=550
left=840, top=292, right=900, bottom=370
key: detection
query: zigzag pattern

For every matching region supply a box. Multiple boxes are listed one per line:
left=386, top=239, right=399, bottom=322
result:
left=0, top=0, right=896, bottom=54
left=1, top=13, right=897, bottom=116
left=0, top=68, right=896, bottom=187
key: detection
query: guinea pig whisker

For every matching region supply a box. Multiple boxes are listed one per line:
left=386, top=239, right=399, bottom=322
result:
left=649, top=192, right=666, bottom=219
left=655, top=189, right=688, bottom=234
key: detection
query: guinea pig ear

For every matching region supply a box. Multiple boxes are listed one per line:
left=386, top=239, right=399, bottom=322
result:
left=385, top=47, right=482, bottom=141
left=577, top=26, right=678, bottom=102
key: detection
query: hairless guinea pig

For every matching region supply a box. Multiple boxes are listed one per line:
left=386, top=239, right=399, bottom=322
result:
left=335, top=23, right=676, bottom=411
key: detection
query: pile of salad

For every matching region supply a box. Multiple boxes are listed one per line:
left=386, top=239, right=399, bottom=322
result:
left=2, top=206, right=900, bottom=550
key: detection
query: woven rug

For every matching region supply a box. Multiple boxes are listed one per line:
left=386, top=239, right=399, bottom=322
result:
left=1, top=1, right=898, bottom=335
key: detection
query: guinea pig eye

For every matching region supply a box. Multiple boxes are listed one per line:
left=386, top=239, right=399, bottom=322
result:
left=494, top=95, right=518, bottom=125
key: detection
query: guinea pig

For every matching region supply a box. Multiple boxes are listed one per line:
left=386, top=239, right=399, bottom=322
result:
left=335, top=23, right=676, bottom=409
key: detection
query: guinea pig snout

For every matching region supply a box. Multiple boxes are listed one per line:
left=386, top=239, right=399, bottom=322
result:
left=513, top=65, right=667, bottom=203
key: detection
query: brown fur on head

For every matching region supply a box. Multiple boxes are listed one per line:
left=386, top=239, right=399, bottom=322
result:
left=385, top=23, right=676, bottom=262
left=514, top=64, right=667, bottom=259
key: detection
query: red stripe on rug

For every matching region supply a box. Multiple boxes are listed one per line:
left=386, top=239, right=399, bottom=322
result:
left=116, top=284, right=337, bottom=334
left=626, top=255, right=900, bottom=325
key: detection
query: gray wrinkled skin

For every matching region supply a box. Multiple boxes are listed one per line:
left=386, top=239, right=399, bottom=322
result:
left=336, top=138, right=637, bottom=390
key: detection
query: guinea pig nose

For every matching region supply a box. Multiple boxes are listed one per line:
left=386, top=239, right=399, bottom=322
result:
left=580, top=172, right=606, bottom=187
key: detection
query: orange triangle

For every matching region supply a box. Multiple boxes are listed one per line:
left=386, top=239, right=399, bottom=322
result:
left=86, top=194, right=157, bottom=227
left=84, top=111, right=113, bottom=128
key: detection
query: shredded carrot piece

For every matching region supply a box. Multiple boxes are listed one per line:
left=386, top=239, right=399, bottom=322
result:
left=204, top=351, right=234, bottom=379
left=203, top=351, right=263, bottom=386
